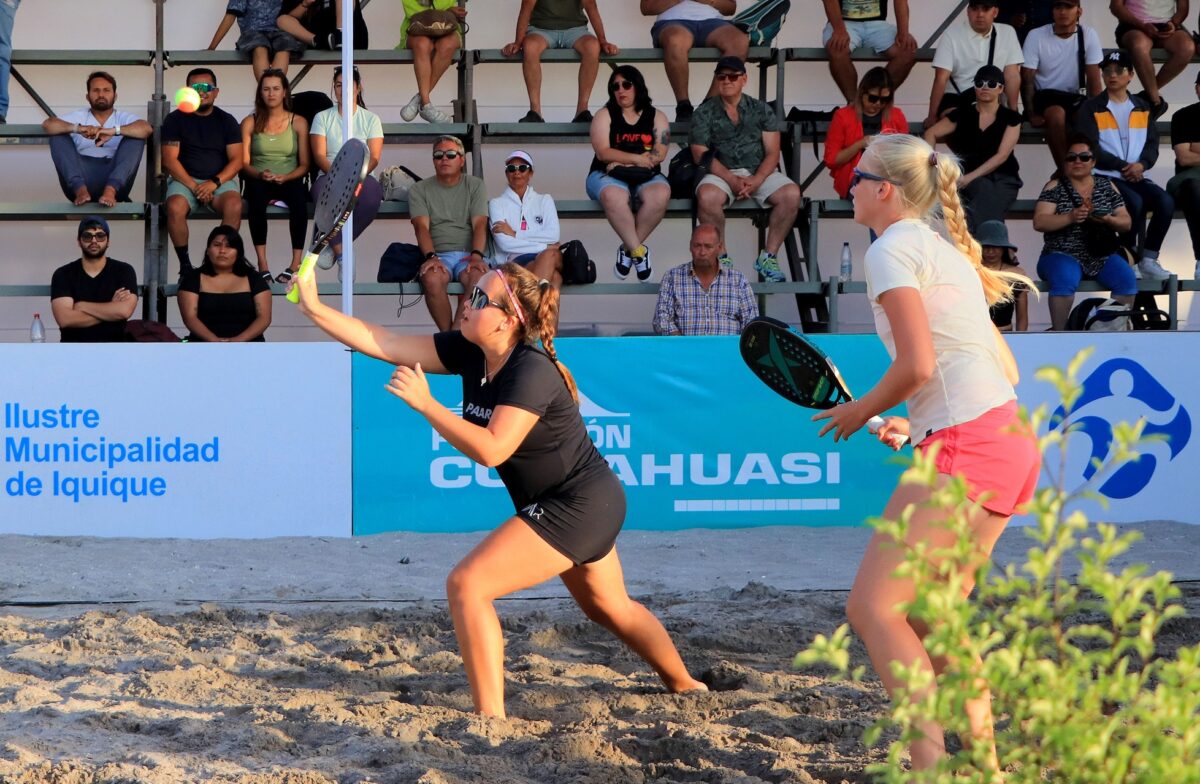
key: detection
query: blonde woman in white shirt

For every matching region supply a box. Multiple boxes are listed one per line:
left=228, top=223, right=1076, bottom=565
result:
left=813, top=133, right=1038, bottom=774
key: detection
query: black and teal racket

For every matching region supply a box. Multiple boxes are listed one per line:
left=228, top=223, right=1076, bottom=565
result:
left=286, top=138, right=370, bottom=304
left=739, top=316, right=906, bottom=446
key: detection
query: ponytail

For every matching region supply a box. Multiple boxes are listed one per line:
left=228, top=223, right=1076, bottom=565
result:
left=498, top=263, right=580, bottom=405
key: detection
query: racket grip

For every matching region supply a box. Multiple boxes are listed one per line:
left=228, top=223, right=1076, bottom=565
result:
left=286, top=251, right=320, bottom=304
left=866, top=416, right=908, bottom=448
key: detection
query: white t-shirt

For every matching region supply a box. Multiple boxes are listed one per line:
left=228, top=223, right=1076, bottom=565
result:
left=1125, top=0, right=1177, bottom=23
left=864, top=219, right=1014, bottom=442
left=658, top=0, right=724, bottom=22
left=311, top=106, right=383, bottom=159
left=60, top=107, right=142, bottom=159
left=931, top=21, right=1023, bottom=93
left=1022, top=23, right=1103, bottom=93
left=1107, top=97, right=1135, bottom=158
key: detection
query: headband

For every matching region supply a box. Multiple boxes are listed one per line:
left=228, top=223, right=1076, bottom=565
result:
left=494, top=269, right=526, bottom=327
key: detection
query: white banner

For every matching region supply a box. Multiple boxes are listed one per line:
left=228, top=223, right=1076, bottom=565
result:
left=1, top=344, right=350, bottom=537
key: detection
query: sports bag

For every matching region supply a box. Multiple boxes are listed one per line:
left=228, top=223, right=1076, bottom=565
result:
left=378, top=242, right=424, bottom=283
left=731, top=0, right=791, bottom=46
left=560, top=239, right=596, bottom=285
left=378, top=164, right=421, bottom=202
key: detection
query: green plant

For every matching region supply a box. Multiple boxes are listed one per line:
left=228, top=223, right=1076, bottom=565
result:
left=796, top=349, right=1200, bottom=783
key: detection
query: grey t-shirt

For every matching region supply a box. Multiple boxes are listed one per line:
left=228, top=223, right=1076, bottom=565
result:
left=530, top=0, right=587, bottom=30
left=408, top=175, right=489, bottom=253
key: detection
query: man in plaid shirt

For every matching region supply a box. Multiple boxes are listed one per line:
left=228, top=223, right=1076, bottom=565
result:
left=653, top=224, right=758, bottom=335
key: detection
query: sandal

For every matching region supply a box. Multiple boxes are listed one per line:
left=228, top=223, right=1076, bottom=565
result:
left=275, top=269, right=297, bottom=285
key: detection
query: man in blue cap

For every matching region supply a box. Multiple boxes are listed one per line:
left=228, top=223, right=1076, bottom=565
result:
left=49, top=216, right=139, bottom=342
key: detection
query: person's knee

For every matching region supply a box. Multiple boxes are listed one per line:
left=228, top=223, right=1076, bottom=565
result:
left=1043, top=106, right=1066, bottom=126
left=1126, top=33, right=1152, bottom=55
left=772, top=184, right=802, bottom=213
left=640, top=184, right=671, bottom=209
left=445, top=563, right=480, bottom=607
left=435, top=34, right=460, bottom=55
left=165, top=196, right=189, bottom=220
left=576, top=35, right=600, bottom=59
left=463, top=260, right=489, bottom=281
left=598, top=186, right=629, bottom=210
left=716, top=29, right=749, bottom=57
left=1171, top=33, right=1196, bottom=59
left=579, top=594, right=631, bottom=630
left=697, top=184, right=727, bottom=213
left=845, top=590, right=878, bottom=636
left=422, top=264, right=450, bottom=292
left=658, top=27, right=692, bottom=54
left=409, top=35, right=432, bottom=55
left=886, top=47, right=916, bottom=68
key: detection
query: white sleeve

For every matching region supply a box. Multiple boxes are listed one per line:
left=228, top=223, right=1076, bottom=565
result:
left=864, top=228, right=924, bottom=302
left=1083, top=27, right=1103, bottom=65
left=998, top=25, right=1023, bottom=67
left=931, top=32, right=955, bottom=71
left=489, top=196, right=521, bottom=256
left=1021, top=29, right=1040, bottom=70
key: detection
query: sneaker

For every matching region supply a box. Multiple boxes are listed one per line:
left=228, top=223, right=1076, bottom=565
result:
left=177, top=262, right=194, bottom=281
left=335, top=256, right=344, bottom=283
left=315, top=246, right=337, bottom=270
left=614, top=245, right=633, bottom=280
left=1194, top=259, right=1200, bottom=279
left=1152, top=97, right=1169, bottom=121
left=718, top=253, right=734, bottom=269
left=518, top=109, right=544, bottom=123
left=400, top=93, right=422, bottom=122
left=754, top=250, right=786, bottom=282
left=1138, top=257, right=1171, bottom=280
left=314, top=29, right=342, bottom=50
left=632, top=245, right=652, bottom=281
left=571, top=109, right=593, bottom=124
left=675, top=100, right=693, bottom=123
left=419, top=102, right=450, bottom=123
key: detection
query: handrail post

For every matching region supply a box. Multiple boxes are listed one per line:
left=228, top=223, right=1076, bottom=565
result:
left=144, top=0, right=169, bottom=322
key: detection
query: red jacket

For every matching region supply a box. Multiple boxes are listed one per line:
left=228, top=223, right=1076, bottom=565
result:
left=823, top=105, right=909, bottom=198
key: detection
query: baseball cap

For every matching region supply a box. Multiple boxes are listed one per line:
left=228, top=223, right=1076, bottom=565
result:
left=974, top=64, right=1005, bottom=85
left=1052, top=0, right=1080, bottom=7
left=505, top=150, right=534, bottom=167
left=967, top=1, right=999, bottom=7
left=1103, top=50, right=1133, bottom=71
left=78, top=215, right=110, bottom=237
left=714, top=56, right=747, bottom=75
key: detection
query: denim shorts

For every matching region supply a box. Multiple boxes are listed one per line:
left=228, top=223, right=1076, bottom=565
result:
left=432, top=250, right=477, bottom=279
left=651, top=18, right=736, bottom=47
left=526, top=24, right=591, bottom=49
left=821, top=20, right=897, bottom=53
left=585, top=170, right=670, bottom=201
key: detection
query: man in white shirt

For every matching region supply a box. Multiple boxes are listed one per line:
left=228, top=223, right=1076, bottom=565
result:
left=488, top=150, right=563, bottom=288
left=927, top=1, right=1023, bottom=127
left=1110, top=0, right=1192, bottom=118
left=641, top=0, right=749, bottom=122
left=1020, top=0, right=1103, bottom=170
left=42, top=71, right=152, bottom=207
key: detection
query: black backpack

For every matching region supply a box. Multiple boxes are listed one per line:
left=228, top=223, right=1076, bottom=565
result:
left=378, top=242, right=424, bottom=283
left=560, top=239, right=596, bottom=285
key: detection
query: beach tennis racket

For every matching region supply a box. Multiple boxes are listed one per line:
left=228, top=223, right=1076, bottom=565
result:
left=739, top=316, right=907, bottom=447
left=286, top=138, right=370, bottom=304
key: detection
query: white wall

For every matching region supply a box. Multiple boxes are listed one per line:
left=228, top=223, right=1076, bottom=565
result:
left=1, top=0, right=1198, bottom=341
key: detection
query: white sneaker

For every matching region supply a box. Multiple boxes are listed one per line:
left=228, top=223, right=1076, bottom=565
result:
left=1193, top=259, right=1200, bottom=279
left=419, top=103, right=450, bottom=123
left=400, top=93, right=422, bottom=122
left=1138, top=257, right=1171, bottom=280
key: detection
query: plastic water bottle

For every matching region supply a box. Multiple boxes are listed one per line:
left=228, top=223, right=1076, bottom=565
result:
left=30, top=313, right=45, bottom=343
left=839, top=242, right=853, bottom=283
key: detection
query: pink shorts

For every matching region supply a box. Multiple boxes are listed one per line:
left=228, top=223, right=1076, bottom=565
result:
left=916, top=400, right=1041, bottom=517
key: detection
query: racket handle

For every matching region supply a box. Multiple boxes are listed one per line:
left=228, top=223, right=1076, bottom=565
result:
left=866, top=416, right=908, bottom=448
left=286, top=251, right=320, bottom=304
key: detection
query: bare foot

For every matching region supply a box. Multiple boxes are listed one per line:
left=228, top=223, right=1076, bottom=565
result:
left=673, top=678, right=710, bottom=694
left=73, top=186, right=91, bottom=206
left=99, top=186, right=117, bottom=208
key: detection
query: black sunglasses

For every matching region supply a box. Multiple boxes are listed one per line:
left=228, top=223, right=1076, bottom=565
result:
left=974, top=78, right=1002, bottom=89
left=1065, top=151, right=1095, bottom=162
left=715, top=72, right=743, bottom=82
left=610, top=80, right=634, bottom=91
left=850, top=167, right=902, bottom=190
left=80, top=231, right=108, bottom=241
left=505, top=163, right=532, bottom=173
left=432, top=150, right=463, bottom=160
left=468, top=286, right=505, bottom=312
left=863, top=93, right=893, bottom=105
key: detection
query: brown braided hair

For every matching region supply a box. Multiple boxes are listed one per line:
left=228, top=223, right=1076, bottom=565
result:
left=496, top=262, right=579, bottom=405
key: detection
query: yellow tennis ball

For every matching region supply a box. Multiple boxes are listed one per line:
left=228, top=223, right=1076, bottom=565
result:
left=174, top=86, right=201, bottom=113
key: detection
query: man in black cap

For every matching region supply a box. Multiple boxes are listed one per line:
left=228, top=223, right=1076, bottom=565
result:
left=1110, top=0, right=1192, bottom=119
left=1167, top=69, right=1200, bottom=278
left=49, top=216, right=139, bottom=342
left=1077, top=49, right=1173, bottom=280
left=926, top=0, right=1024, bottom=127
left=688, top=56, right=800, bottom=283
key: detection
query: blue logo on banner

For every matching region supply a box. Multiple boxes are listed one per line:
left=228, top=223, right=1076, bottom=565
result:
left=1049, top=358, right=1191, bottom=499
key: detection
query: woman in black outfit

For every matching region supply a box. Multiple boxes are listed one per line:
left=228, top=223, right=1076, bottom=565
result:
left=178, top=226, right=272, bottom=342
left=293, top=261, right=706, bottom=717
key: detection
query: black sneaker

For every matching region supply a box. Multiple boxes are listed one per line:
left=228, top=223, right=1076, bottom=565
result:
left=632, top=246, right=652, bottom=281
left=571, top=109, right=593, bottom=124
left=1152, top=97, right=1169, bottom=120
left=177, top=262, right=194, bottom=281
left=614, top=245, right=633, bottom=280
left=519, top=109, right=545, bottom=123
left=675, top=100, right=693, bottom=123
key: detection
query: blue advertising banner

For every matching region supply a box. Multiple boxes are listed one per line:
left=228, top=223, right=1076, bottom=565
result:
left=352, top=336, right=906, bottom=534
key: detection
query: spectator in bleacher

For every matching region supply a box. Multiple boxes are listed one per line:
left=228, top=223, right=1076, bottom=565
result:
left=822, top=0, right=917, bottom=104
left=977, top=220, right=1031, bottom=330
left=489, top=150, right=564, bottom=288
left=179, top=225, right=273, bottom=342
left=924, top=64, right=1023, bottom=229
left=49, top=216, right=138, bottom=343
left=240, top=68, right=310, bottom=285
left=310, top=65, right=383, bottom=279
left=162, top=69, right=244, bottom=280
left=997, top=0, right=1055, bottom=43
left=1168, top=70, right=1200, bottom=278
left=277, top=0, right=369, bottom=51
left=588, top=65, right=670, bottom=282
left=0, top=0, right=17, bottom=124
left=824, top=67, right=909, bottom=200
left=209, top=0, right=305, bottom=81
left=42, top=71, right=152, bottom=208
left=502, top=0, right=618, bottom=124
left=640, top=0, right=749, bottom=123
left=1033, top=136, right=1136, bottom=330
left=411, top=135, right=489, bottom=332
left=1076, top=50, right=1173, bottom=280
left=398, top=0, right=465, bottom=124
left=652, top=223, right=757, bottom=335
left=690, top=56, right=800, bottom=283
left=1110, top=0, right=1191, bottom=119
left=1020, top=0, right=1103, bottom=172
left=926, top=1, right=1023, bottom=128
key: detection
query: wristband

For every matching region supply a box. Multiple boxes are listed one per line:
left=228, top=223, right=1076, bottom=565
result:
left=114, top=125, right=122, bottom=136
left=424, top=251, right=439, bottom=260
left=210, top=176, right=221, bottom=186
left=470, top=249, right=485, bottom=259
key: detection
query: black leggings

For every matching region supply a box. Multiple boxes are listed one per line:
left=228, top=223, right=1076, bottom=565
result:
left=243, top=176, right=309, bottom=250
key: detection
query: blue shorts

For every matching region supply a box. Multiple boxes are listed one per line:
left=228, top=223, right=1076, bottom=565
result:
left=585, top=170, right=670, bottom=201
left=510, top=252, right=539, bottom=265
left=822, top=20, right=898, bottom=53
left=432, top=250, right=476, bottom=279
left=1036, top=251, right=1138, bottom=297
left=651, top=18, right=736, bottom=48
left=526, top=25, right=591, bottom=49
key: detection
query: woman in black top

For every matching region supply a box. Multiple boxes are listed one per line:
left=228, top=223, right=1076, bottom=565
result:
left=587, top=65, right=671, bottom=281
left=178, top=226, right=272, bottom=342
left=923, top=65, right=1023, bottom=230
left=293, top=261, right=706, bottom=717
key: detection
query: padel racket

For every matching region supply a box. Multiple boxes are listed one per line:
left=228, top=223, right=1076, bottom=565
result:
left=286, top=138, right=370, bottom=304
left=739, top=316, right=907, bottom=446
